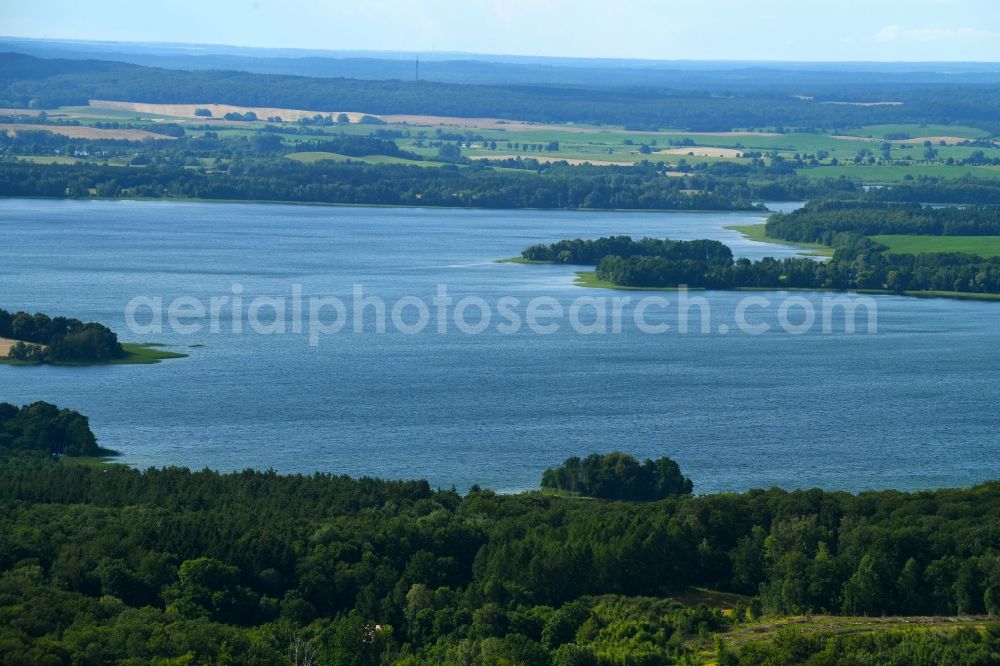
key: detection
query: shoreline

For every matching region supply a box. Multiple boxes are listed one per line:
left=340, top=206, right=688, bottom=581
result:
left=724, top=223, right=833, bottom=257
left=572, top=270, right=1000, bottom=301
left=0, top=342, right=188, bottom=367
left=0, top=194, right=767, bottom=215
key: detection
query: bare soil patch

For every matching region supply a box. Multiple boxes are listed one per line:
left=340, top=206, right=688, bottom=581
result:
left=896, top=136, right=970, bottom=145
left=659, top=147, right=744, bottom=158
left=0, top=108, right=45, bottom=116
left=476, top=154, right=634, bottom=166
left=0, top=337, right=23, bottom=356
left=832, top=134, right=970, bottom=145
left=0, top=123, right=173, bottom=141
left=823, top=101, right=904, bottom=107
left=89, top=100, right=369, bottom=124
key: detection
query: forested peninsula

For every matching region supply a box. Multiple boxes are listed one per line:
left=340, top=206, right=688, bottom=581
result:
left=520, top=202, right=1000, bottom=297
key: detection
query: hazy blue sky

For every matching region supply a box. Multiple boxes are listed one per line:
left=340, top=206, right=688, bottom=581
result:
left=5, top=0, right=1000, bottom=61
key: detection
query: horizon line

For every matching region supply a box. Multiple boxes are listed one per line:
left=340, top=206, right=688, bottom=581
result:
left=4, top=35, right=1000, bottom=66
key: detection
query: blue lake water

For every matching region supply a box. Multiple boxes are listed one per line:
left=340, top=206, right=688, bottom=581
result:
left=1, top=198, right=998, bottom=493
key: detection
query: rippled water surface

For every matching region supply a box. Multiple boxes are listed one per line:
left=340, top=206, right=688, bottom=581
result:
left=1, top=199, right=997, bottom=493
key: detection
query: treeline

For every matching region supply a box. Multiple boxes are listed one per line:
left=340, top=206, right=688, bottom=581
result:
left=2, top=455, right=1000, bottom=662
left=0, top=402, right=108, bottom=456
left=862, top=177, right=1000, bottom=205
left=595, top=238, right=1000, bottom=293
left=525, top=234, right=1000, bottom=293
left=541, top=452, right=693, bottom=500
left=5, top=52, right=1000, bottom=131
left=766, top=200, right=1000, bottom=242
left=0, top=308, right=124, bottom=363
left=297, top=135, right=419, bottom=159
left=523, top=236, right=733, bottom=266
left=0, top=161, right=765, bottom=211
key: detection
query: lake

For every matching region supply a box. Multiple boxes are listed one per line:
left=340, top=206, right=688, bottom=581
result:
left=1, top=198, right=998, bottom=493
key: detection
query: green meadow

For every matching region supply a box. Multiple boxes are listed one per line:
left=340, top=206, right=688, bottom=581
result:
left=0, top=343, right=187, bottom=366
left=285, top=151, right=443, bottom=167
left=872, top=234, right=1000, bottom=258
left=798, top=163, right=1000, bottom=182
left=725, top=224, right=834, bottom=256
left=21, top=105, right=1000, bottom=184
left=116, top=343, right=189, bottom=364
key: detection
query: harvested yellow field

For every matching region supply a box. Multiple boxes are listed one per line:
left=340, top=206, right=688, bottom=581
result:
left=823, top=101, right=904, bottom=107
left=0, top=337, right=21, bottom=356
left=0, top=108, right=45, bottom=116
left=88, top=100, right=370, bottom=124
left=0, top=123, right=174, bottom=141
left=476, top=154, right=634, bottom=166
left=659, top=130, right=781, bottom=137
left=383, top=115, right=781, bottom=137
left=85, top=102, right=789, bottom=139
left=896, top=136, right=969, bottom=145
left=832, top=134, right=968, bottom=145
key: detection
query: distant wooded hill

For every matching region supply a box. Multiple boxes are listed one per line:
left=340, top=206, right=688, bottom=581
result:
left=3, top=52, right=1000, bottom=132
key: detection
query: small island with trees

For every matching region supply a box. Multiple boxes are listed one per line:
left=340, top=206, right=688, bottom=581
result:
left=0, top=309, right=187, bottom=365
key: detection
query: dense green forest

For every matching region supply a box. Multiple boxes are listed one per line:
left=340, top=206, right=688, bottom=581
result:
left=0, top=402, right=110, bottom=456
left=0, top=160, right=773, bottom=211
left=863, top=177, right=1000, bottom=205
left=0, top=308, right=124, bottom=363
left=765, top=201, right=1000, bottom=242
left=2, top=449, right=1000, bottom=664
left=541, top=453, right=694, bottom=500
left=592, top=238, right=1000, bottom=293
left=4, top=53, right=1000, bottom=131
left=523, top=237, right=734, bottom=267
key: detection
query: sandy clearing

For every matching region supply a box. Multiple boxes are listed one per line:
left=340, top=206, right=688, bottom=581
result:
left=822, top=101, right=904, bottom=107
left=659, top=147, right=744, bottom=158
left=383, top=115, right=781, bottom=137
left=896, top=136, right=972, bottom=145
left=0, top=337, right=21, bottom=356
left=0, top=123, right=174, bottom=141
left=0, top=108, right=45, bottom=116
left=659, top=131, right=781, bottom=137
left=475, top=154, right=635, bottom=166
left=89, top=100, right=371, bottom=124
left=830, top=135, right=880, bottom=142
left=831, top=134, right=971, bottom=145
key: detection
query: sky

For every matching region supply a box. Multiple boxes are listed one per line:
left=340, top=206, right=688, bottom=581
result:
left=4, top=0, right=1000, bottom=61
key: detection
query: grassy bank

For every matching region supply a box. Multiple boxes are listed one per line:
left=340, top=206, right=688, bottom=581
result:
left=60, top=453, right=123, bottom=467
left=574, top=271, right=1000, bottom=301
left=0, top=342, right=187, bottom=366
left=115, top=343, right=189, bottom=364
left=725, top=223, right=834, bottom=257
left=573, top=271, right=703, bottom=291
left=702, top=614, right=994, bottom=664
left=872, top=234, right=1000, bottom=258
left=495, top=256, right=551, bottom=264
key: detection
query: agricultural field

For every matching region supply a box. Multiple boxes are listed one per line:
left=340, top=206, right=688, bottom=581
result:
left=872, top=234, right=1000, bottom=258
left=0, top=122, right=174, bottom=141
left=285, top=151, right=445, bottom=167
left=4, top=101, right=999, bottom=183
left=797, top=163, right=1000, bottom=182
